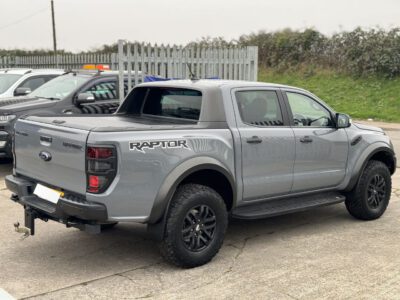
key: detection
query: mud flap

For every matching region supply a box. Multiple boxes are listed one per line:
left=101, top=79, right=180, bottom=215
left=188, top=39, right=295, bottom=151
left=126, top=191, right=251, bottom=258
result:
left=147, top=219, right=166, bottom=241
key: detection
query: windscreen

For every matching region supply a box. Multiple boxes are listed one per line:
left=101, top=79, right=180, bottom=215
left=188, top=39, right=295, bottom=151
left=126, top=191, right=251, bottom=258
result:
left=30, top=73, right=90, bottom=100
left=0, top=74, right=22, bottom=94
left=120, top=87, right=202, bottom=121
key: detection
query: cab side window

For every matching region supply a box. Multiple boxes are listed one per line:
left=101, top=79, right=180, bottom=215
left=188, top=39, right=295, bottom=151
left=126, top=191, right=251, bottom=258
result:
left=286, top=92, right=333, bottom=127
left=83, top=81, right=117, bottom=101
left=236, top=90, right=284, bottom=126
left=18, top=76, right=49, bottom=91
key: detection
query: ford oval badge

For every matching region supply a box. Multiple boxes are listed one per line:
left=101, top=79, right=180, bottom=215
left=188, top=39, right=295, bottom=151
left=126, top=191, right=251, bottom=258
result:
left=39, top=151, right=52, bottom=162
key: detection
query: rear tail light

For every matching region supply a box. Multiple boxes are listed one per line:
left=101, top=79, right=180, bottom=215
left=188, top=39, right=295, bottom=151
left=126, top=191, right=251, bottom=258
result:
left=88, top=175, right=100, bottom=193
left=86, top=146, right=117, bottom=194
left=87, top=147, right=113, bottom=159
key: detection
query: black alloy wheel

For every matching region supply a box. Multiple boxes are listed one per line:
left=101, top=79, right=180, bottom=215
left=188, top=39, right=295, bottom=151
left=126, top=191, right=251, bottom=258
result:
left=367, top=174, right=387, bottom=209
left=181, top=205, right=216, bottom=252
left=345, top=160, right=391, bottom=220
left=159, top=184, right=228, bottom=268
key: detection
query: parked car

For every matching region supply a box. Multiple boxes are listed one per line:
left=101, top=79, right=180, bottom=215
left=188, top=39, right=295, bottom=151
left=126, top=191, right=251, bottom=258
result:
left=6, top=80, right=396, bottom=268
left=0, top=68, right=64, bottom=98
left=0, top=69, right=139, bottom=158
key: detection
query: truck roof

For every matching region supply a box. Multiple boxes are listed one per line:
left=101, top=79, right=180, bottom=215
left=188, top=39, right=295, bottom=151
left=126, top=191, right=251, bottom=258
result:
left=138, top=79, right=306, bottom=92
left=0, top=68, right=64, bottom=75
left=65, top=70, right=143, bottom=78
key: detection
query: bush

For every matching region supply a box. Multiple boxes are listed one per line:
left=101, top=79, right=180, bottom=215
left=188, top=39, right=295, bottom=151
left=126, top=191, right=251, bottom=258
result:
left=0, top=49, right=71, bottom=56
left=192, top=28, right=400, bottom=78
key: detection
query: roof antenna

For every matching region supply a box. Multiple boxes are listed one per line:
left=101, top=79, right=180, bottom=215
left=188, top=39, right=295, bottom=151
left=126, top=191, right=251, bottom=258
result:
left=186, top=63, right=197, bottom=81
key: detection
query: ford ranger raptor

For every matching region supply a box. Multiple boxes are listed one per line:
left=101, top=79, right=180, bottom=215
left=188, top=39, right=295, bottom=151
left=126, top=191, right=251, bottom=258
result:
left=6, top=80, right=396, bottom=267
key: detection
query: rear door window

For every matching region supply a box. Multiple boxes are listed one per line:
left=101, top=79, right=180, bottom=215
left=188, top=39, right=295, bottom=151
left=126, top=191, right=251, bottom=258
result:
left=142, top=88, right=202, bottom=120
left=236, top=90, right=284, bottom=126
left=18, top=76, right=48, bottom=91
left=83, top=80, right=117, bottom=101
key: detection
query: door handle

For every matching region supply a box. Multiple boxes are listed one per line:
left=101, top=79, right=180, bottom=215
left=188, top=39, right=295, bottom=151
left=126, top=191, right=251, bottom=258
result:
left=246, top=136, right=262, bottom=144
left=300, top=136, right=313, bottom=143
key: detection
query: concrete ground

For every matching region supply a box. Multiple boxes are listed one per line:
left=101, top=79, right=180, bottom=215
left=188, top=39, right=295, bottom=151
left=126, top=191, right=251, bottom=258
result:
left=0, top=122, right=399, bottom=300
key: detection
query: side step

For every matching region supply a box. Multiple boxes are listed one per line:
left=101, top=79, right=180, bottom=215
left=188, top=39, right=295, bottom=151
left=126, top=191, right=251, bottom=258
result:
left=232, top=192, right=345, bottom=220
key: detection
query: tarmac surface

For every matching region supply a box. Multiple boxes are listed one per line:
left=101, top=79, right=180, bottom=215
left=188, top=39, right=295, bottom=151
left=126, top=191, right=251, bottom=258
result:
left=0, top=121, right=399, bottom=299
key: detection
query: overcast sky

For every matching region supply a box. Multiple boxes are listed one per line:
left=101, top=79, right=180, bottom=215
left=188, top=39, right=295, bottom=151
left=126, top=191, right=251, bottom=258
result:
left=1, top=0, right=400, bottom=52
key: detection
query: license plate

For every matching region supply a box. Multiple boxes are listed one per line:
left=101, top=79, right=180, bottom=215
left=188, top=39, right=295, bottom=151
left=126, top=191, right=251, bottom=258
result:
left=33, top=184, right=63, bottom=204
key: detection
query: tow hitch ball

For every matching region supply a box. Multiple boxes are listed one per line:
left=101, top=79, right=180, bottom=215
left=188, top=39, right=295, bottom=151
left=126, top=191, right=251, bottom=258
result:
left=14, top=209, right=37, bottom=240
left=14, top=222, right=30, bottom=240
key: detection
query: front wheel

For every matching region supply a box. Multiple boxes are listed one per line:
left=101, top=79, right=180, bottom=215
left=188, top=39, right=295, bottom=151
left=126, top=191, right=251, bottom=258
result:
left=345, top=160, right=391, bottom=220
left=159, top=184, right=228, bottom=268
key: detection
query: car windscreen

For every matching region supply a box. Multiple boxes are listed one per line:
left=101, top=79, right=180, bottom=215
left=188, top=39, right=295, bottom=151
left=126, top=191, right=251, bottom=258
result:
left=0, top=74, right=22, bottom=94
left=120, top=87, right=202, bottom=121
left=30, top=74, right=90, bottom=100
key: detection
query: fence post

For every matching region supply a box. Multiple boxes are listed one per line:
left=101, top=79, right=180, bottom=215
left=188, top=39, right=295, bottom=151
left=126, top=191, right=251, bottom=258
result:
left=133, top=43, right=139, bottom=86
left=140, top=43, right=146, bottom=82
left=127, top=43, right=132, bottom=94
left=247, top=46, right=258, bottom=81
left=253, top=46, right=258, bottom=81
left=14, top=56, right=20, bottom=68
left=118, top=39, right=125, bottom=102
left=166, top=45, right=172, bottom=78
left=111, top=53, right=117, bottom=70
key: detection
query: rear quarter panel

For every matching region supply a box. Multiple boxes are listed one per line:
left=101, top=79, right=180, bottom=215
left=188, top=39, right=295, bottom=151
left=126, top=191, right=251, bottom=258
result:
left=86, top=129, right=234, bottom=222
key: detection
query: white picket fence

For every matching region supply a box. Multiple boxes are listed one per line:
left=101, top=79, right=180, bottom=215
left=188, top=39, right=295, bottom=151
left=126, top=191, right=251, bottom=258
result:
left=0, top=53, right=119, bottom=70
left=0, top=40, right=258, bottom=99
left=116, top=40, right=258, bottom=100
left=0, top=43, right=258, bottom=78
left=117, top=40, right=258, bottom=80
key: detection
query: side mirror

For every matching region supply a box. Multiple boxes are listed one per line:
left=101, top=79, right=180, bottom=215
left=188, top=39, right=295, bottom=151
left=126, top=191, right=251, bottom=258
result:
left=76, top=92, right=95, bottom=105
left=14, top=87, right=32, bottom=96
left=336, top=113, right=351, bottom=128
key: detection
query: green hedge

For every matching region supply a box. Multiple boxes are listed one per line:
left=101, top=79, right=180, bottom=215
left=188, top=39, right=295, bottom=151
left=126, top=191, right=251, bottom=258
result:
left=196, top=28, right=400, bottom=78
left=2, top=27, right=400, bottom=78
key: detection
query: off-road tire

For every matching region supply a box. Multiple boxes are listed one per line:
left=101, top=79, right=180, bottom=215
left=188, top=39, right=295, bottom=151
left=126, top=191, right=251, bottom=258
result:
left=159, top=184, right=228, bottom=268
left=345, top=160, right=391, bottom=220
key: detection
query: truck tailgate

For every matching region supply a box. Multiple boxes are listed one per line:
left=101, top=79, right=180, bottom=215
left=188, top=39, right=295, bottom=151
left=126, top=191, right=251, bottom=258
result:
left=14, top=119, right=89, bottom=194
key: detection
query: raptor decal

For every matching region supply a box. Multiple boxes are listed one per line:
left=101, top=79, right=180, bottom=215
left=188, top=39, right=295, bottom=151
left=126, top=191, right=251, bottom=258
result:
left=129, top=140, right=190, bottom=153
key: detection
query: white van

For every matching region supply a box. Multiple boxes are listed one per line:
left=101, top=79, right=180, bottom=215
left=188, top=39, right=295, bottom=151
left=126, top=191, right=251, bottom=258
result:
left=0, top=68, right=64, bottom=98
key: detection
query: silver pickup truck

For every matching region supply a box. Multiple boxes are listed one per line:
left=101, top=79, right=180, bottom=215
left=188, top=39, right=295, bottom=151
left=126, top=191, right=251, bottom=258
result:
left=6, top=80, right=396, bottom=267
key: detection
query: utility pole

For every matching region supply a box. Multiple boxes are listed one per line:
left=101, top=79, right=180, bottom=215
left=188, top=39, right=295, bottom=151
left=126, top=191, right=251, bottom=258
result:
left=51, top=0, right=57, bottom=55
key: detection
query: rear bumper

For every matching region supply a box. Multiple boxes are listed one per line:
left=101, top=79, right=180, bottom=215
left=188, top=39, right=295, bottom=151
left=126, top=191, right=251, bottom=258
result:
left=6, top=174, right=108, bottom=222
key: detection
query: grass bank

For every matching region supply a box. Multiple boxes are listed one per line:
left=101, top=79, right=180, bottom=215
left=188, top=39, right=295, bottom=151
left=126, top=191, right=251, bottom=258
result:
left=259, top=69, right=400, bottom=122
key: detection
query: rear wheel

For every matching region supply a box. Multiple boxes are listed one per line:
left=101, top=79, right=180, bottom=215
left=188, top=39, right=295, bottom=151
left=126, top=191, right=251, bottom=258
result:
left=159, top=184, right=228, bottom=268
left=345, top=160, right=391, bottom=220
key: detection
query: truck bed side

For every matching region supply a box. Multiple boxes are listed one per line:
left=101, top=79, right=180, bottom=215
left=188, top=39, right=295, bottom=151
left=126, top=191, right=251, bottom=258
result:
left=86, top=128, right=234, bottom=222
